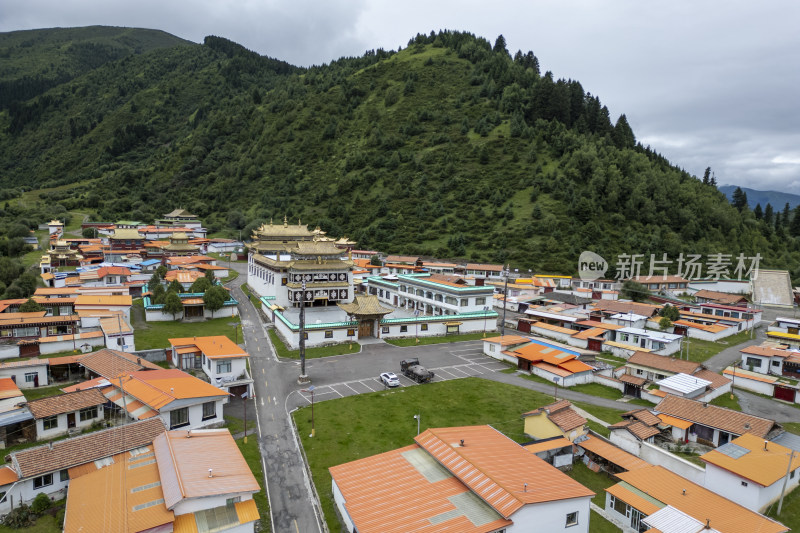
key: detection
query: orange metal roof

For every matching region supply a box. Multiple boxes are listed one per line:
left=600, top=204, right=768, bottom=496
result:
left=0, top=466, right=19, bottom=486
left=235, top=499, right=260, bottom=525
left=75, top=294, right=133, bottom=306
left=723, top=367, right=777, bottom=384
left=0, top=377, right=23, bottom=400
left=61, top=376, right=110, bottom=393
left=613, top=466, right=788, bottom=533
left=524, top=437, right=573, bottom=454
left=578, top=434, right=650, bottom=471
left=571, top=327, right=607, bottom=340
left=656, top=414, right=694, bottom=429
left=511, top=343, right=577, bottom=365
left=674, top=320, right=728, bottom=333
left=559, top=359, right=594, bottom=373
left=576, top=320, right=625, bottom=330
left=63, top=445, right=173, bottom=533
left=700, top=433, right=800, bottom=487
left=416, top=426, right=593, bottom=518
left=34, top=287, right=79, bottom=296
left=169, top=336, right=248, bottom=360
left=740, top=345, right=794, bottom=358
left=483, top=335, right=530, bottom=346
left=154, top=429, right=260, bottom=509
left=533, top=362, right=572, bottom=377
left=38, top=331, right=104, bottom=343
left=529, top=321, right=576, bottom=335
left=103, top=369, right=226, bottom=410
left=330, top=443, right=513, bottom=533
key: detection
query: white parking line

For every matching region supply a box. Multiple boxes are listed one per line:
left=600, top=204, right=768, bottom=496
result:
left=342, top=382, right=359, bottom=394
left=361, top=380, right=377, bottom=392
left=435, top=368, right=460, bottom=378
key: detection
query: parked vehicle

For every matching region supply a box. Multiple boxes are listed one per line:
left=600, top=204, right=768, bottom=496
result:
left=380, top=372, right=400, bottom=387
left=400, top=358, right=434, bottom=383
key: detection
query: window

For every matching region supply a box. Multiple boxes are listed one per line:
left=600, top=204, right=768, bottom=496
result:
left=324, top=330, right=333, bottom=339
left=217, top=361, right=232, bottom=374
left=745, top=357, right=761, bottom=368
left=202, top=401, right=216, bottom=421
left=60, top=469, right=69, bottom=482
left=489, top=344, right=496, bottom=352
left=565, top=511, right=579, bottom=527
left=33, top=474, right=53, bottom=489
left=43, top=415, right=58, bottom=431
left=400, top=325, right=408, bottom=333
left=791, top=469, right=796, bottom=479
left=741, top=481, right=748, bottom=487
left=612, top=495, right=627, bottom=515
left=79, top=406, right=98, bottom=422
left=25, top=372, right=38, bottom=383
left=460, top=299, right=468, bottom=306
left=421, top=324, right=428, bottom=331
left=636, top=369, right=643, bottom=375
left=226, top=496, right=241, bottom=506
left=773, top=360, right=781, bottom=367
left=381, top=327, right=390, bottom=334
left=0, top=329, right=10, bottom=338
left=475, top=297, right=486, bottom=305
left=169, top=408, right=189, bottom=429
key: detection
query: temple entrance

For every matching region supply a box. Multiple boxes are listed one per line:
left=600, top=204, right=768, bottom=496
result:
left=358, top=320, right=374, bottom=338
left=184, top=305, right=204, bottom=319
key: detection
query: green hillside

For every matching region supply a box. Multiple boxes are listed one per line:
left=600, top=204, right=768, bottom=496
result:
left=0, top=28, right=798, bottom=289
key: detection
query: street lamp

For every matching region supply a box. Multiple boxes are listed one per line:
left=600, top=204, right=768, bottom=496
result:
left=413, top=413, right=421, bottom=435
left=553, top=377, right=560, bottom=400
left=482, top=306, right=489, bottom=337
left=298, top=280, right=310, bottom=384
left=730, top=361, right=740, bottom=400
left=303, top=385, right=316, bottom=437
left=501, top=265, right=510, bottom=336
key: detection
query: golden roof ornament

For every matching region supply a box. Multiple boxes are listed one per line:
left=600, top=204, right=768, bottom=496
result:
left=284, top=214, right=288, bottom=228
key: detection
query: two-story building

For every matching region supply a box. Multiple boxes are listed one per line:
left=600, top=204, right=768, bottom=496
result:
left=100, top=369, right=228, bottom=430
left=370, top=273, right=494, bottom=316
left=168, top=336, right=252, bottom=397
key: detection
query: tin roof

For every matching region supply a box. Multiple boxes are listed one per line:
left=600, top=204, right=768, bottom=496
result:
left=168, top=336, right=248, bottom=360
left=102, top=369, right=227, bottom=410
left=700, top=433, right=800, bottom=487
left=577, top=434, right=649, bottom=471
left=154, top=429, right=260, bottom=509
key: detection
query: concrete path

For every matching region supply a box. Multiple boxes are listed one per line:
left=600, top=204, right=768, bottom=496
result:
left=734, top=389, right=800, bottom=422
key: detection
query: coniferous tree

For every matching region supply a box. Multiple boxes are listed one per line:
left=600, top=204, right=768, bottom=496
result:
left=702, top=167, right=711, bottom=185
left=790, top=205, right=800, bottom=237
left=754, top=203, right=763, bottom=220
left=731, top=187, right=748, bottom=211
left=764, top=203, right=774, bottom=226
left=709, top=173, right=717, bottom=187
left=612, top=114, right=635, bottom=149
left=783, top=203, right=791, bottom=222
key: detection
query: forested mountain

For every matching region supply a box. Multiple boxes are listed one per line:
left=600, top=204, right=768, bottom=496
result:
left=720, top=185, right=800, bottom=211
left=1, top=26, right=799, bottom=279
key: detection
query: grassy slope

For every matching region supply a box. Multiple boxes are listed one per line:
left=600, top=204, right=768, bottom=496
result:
left=293, top=378, right=552, bottom=532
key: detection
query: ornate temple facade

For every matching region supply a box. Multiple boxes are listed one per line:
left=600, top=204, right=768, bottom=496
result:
left=247, top=218, right=354, bottom=308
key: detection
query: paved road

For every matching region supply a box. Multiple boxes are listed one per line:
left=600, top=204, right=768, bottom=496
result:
left=227, top=263, right=324, bottom=533
left=702, top=306, right=783, bottom=373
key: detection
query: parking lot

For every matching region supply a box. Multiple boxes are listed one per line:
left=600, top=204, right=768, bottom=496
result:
left=290, top=341, right=510, bottom=409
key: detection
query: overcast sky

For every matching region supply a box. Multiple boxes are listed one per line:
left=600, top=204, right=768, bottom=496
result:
left=3, top=1, right=800, bottom=192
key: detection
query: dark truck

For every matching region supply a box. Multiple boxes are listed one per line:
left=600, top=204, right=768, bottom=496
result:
left=400, top=358, right=434, bottom=383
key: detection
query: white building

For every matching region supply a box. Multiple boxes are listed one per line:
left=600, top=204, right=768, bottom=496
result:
left=701, top=433, right=800, bottom=513
left=0, top=360, right=48, bottom=389
left=330, top=425, right=593, bottom=533
left=168, top=335, right=253, bottom=397
left=100, top=369, right=228, bottom=430
left=369, top=273, right=494, bottom=316
left=26, top=388, right=105, bottom=440
left=0, top=418, right=165, bottom=515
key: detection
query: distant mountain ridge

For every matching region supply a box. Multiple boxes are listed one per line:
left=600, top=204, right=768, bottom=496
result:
left=719, top=185, right=800, bottom=209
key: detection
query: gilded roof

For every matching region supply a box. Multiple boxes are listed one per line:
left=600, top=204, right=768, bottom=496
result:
left=294, top=240, right=345, bottom=256
left=338, top=295, right=393, bottom=317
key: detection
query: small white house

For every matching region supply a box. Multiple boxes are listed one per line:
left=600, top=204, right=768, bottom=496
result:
left=168, top=336, right=253, bottom=397
left=26, top=388, right=106, bottom=440
left=701, top=433, right=800, bottom=513
left=0, top=360, right=49, bottom=389
left=656, top=373, right=712, bottom=399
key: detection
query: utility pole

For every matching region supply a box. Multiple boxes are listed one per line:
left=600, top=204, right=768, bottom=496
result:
left=298, top=280, right=310, bottom=384
left=501, top=265, right=509, bottom=336
left=777, top=448, right=796, bottom=515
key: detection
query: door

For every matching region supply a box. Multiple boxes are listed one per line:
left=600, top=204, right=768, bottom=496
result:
left=719, top=432, right=730, bottom=446
left=774, top=385, right=796, bottom=402
left=358, top=320, right=373, bottom=338
left=588, top=339, right=602, bottom=351
left=67, top=413, right=76, bottom=429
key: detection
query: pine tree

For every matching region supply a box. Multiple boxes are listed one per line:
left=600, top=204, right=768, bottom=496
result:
left=702, top=167, right=711, bottom=185
left=612, top=114, right=635, bottom=149
left=783, top=202, right=791, bottom=222
left=764, top=203, right=774, bottom=226
left=493, top=35, right=508, bottom=55
left=709, top=173, right=717, bottom=187
left=731, top=187, right=748, bottom=211
left=754, top=203, right=763, bottom=220
left=790, top=205, right=800, bottom=237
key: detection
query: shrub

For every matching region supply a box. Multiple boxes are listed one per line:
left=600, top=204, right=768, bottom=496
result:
left=31, top=493, right=51, bottom=515
left=3, top=503, right=34, bottom=528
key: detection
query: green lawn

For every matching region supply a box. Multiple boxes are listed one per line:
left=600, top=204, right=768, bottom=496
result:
left=585, top=420, right=611, bottom=438
left=293, top=378, right=552, bottom=533
left=236, top=437, right=271, bottom=533
left=225, top=414, right=256, bottom=436
left=222, top=270, right=240, bottom=283
left=384, top=332, right=487, bottom=347
left=686, top=329, right=755, bottom=363
left=672, top=450, right=706, bottom=467
left=766, top=473, right=800, bottom=531
left=710, top=392, right=742, bottom=411
left=240, top=283, right=264, bottom=308
left=23, top=382, right=76, bottom=401
left=567, top=460, right=615, bottom=506
left=569, top=383, right=624, bottom=400
left=267, top=329, right=360, bottom=360
left=132, top=316, right=242, bottom=350
left=783, top=422, right=800, bottom=435
left=572, top=402, right=627, bottom=427
left=590, top=510, right=621, bottom=533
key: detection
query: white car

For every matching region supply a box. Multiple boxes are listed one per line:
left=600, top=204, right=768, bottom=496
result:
left=380, top=372, right=400, bottom=387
